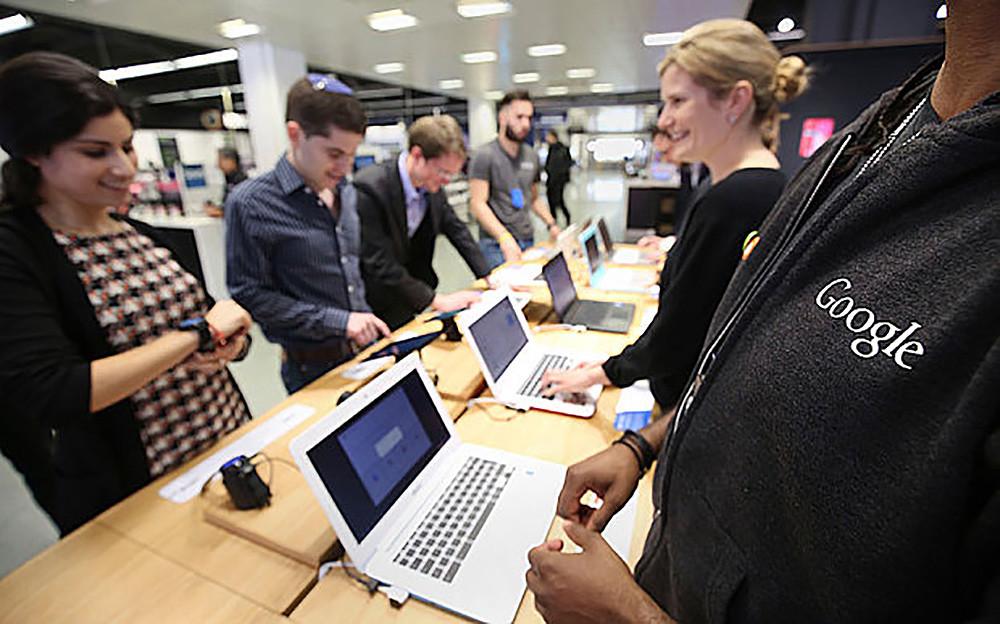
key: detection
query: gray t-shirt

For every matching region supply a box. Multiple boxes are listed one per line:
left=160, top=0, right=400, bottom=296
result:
left=468, top=139, right=541, bottom=242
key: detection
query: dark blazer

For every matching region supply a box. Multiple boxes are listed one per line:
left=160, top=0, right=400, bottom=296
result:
left=355, top=160, right=489, bottom=329
left=0, top=206, right=227, bottom=535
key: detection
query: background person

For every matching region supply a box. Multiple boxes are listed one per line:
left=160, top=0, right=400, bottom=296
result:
left=0, top=52, right=253, bottom=535
left=356, top=114, right=489, bottom=330
left=204, top=147, right=247, bottom=218
left=468, top=90, right=561, bottom=269
left=543, top=129, right=573, bottom=226
left=225, top=75, right=390, bottom=393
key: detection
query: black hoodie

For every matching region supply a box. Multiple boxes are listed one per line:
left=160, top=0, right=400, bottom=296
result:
left=633, top=57, right=1000, bottom=622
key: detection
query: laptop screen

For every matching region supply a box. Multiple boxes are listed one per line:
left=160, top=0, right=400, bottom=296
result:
left=468, top=297, right=528, bottom=381
left=583, top=231, right=602, bottom=272
left=542, top=252, right=577, bottom=320
left=306, top=369, right=450, bottom=542
left=597, top=218, right=613, bottom=252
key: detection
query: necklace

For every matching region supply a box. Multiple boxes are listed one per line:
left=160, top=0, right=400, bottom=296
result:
left=855, top=96, right=928, bottom=180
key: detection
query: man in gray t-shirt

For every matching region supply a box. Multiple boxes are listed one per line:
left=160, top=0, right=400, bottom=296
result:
left=468, top=90, right=561, bottom=269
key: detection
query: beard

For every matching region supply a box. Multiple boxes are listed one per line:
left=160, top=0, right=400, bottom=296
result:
left=505, top=125, right=527, bottom=144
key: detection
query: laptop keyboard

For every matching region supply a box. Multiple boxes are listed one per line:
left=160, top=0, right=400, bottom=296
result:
left=392, top=457, right=513, bottom=583
left=518, top=353, right=572, bottom=397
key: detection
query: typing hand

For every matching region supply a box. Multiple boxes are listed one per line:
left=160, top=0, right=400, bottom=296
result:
left=556, top=444, right=641, bottom=532
left=637, top=235, right=664, bottom=251
left=541, top=362, right=609, bottom=397
left=431, top=290, right=482, bottom=313
left=526, top=521, right=672, bottom=623
left=346, top=312, right=391, bottom=347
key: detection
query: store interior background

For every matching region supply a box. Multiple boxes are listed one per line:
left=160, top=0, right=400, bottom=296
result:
left=0, top=0, right=945, bottom=576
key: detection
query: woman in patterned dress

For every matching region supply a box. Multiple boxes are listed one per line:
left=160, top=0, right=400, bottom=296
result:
left=0, top=52, right=255, bottom=534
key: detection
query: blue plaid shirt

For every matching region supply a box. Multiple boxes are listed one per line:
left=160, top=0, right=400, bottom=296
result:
left=225, top=155, right=369, bottom=350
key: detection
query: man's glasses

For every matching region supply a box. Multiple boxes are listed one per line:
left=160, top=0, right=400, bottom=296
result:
left=306, top=73, right=353, bottom=95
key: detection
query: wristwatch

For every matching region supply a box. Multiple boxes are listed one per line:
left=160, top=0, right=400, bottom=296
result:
left=178, top=317, right=216, bottom=353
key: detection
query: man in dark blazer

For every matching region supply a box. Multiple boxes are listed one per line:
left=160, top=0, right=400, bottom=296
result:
left=356, top=115, right=489, bottom=330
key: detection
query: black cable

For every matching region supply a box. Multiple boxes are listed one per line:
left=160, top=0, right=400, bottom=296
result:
left=341, top=553, right=380, bottom=594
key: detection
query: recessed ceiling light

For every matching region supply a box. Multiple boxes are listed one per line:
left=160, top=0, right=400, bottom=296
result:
left=367, top=9, right=419, bottom=32
left=99, top=48, right=239, bottom=82
left=374, top=62, right=405, bottom=74
left=566, top=67, right=596, bottom=79
left=0, top=13, right=34, bottom=37
left=936, top=3, right=947, bottom=19
left=590, top=83, right=614, bottom=93
left=439, top=78, right=465, bottom=90
left=642, top=31, right=683, bottom=47
left=456, top=1, right=512, bottom=18
left=217, top=18, right=261, bottom=39
left=777, top=17, right=795, bottom=33
left=484, top=90, right=504, bottom=100
left=545, top=86, right=569, bottom=96
left=462, top=50, right=498, bottom=64
left=513, top=72, right=540, bottom=84
left=527, top=43, right=566, bottom=57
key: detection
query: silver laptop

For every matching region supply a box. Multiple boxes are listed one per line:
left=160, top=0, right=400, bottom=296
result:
left=542, top=251, right=635, bottom=334
left=579, top=226, right=656, bottom=293
left=459, top=294, right=603, bottom=418
left=596, top=216, right=654, bottom=265
left=290, top=353, right=565, bottom=623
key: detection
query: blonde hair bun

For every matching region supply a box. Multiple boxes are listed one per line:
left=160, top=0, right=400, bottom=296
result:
left=774, top=55, right=810, bottom=104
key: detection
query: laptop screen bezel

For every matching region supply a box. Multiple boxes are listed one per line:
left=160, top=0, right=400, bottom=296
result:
left=458, top=293, right=535, bottom=394
left=542, top=251, right=578, bottom=320
left=289, top=353, right=463, bottom=570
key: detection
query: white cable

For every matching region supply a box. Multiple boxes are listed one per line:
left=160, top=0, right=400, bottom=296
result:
left=533, top=323, right=586, bottom=333
left=318, top=560, right=355, bottom=581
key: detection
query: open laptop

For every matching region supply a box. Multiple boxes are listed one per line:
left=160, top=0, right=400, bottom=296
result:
left=459, top=294, right=603, bottom=417
left=555, top=217, right=591, bottom=261
left=579, top=226, right=656, bottom=293
left=596, top=217, right=653, bottom=265
left=290, top=353, right=565, bottom=624
left=542, top=251, right=635, bottom=334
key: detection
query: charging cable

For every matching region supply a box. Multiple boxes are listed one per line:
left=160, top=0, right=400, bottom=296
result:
left=533, top=323, right=586, bottom=333
left=466, top=396, right=529, bottom=422
left=319, top=556, right=411, bottom=608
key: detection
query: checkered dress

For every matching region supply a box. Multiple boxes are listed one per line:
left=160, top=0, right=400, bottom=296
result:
left=54, top=223, right=250, bottom=477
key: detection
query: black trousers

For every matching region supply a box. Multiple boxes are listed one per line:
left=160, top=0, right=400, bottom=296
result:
left=547, top=181, right=571, bottom=225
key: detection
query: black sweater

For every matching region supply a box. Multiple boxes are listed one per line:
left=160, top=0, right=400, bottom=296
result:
left=602, top=169, right=785, bottom=407
left=634, top=58, right=1000, bottom=622
left=0, top=207, right=226, bottom=535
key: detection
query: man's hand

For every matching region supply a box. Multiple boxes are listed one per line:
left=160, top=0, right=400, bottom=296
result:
left=557, top=444, right=641, bottom=531
left=432, top=290, right=482, bottom=313
left=346, top=312, right=391, bottom=347
left=499, top=235, right=523, bottom=263
left=526, top=521, right=673, bottom=623
left=541, top=362, right=609, bottom=397
left=547, top=223, right=562, bottom=239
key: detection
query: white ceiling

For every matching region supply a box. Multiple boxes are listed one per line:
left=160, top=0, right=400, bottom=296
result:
left=6, top=0, right=749, bottom=98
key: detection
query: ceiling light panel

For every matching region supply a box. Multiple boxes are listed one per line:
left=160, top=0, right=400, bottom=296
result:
left=643, top=31, right=683, bottom=46
left=513, top=72, right=540, bottom=83
left=527, top=43, right=566, bottom=57
left=217, top=18, right=261, bottom=39
left=456, top=1, right=512, bottom=18
left=0, top=13, right=34, bottom=37
left=545, top=86, right=569, bottom=96
left=439, top=78, right=465, bottom=89
left=367, top=9, right=419, bottom=32
left=566, top=67, right=596, bottom=79
left=374, top=62, right=405, bottom=74
left=462, top=50, right=498, bottom=63
left=590, top=83, right=614, bottom=93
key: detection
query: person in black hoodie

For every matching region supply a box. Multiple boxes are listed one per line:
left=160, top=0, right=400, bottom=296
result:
left=541, top=19, right=809, bottom=411
left=0, top=52, right=254, bottom=535
left=526, top=4, right=1000, bottom=622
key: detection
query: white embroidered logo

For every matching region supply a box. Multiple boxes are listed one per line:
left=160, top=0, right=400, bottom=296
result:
left=815, top=278, right=925, bottom=370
